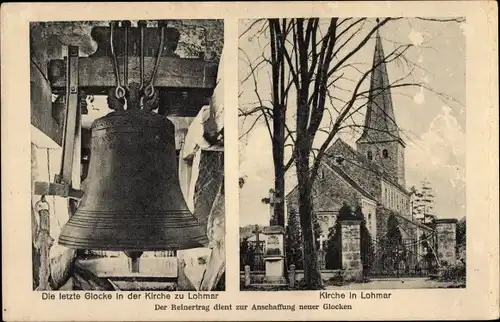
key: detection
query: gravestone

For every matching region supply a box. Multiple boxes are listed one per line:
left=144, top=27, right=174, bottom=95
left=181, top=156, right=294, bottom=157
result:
left=340, top=219, right=363, bottom=282
left=262, top=226, right=286, bottom=285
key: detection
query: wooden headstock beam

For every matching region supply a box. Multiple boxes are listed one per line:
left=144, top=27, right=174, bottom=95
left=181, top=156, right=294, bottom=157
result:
left=48, top=56, right=219, bottom=95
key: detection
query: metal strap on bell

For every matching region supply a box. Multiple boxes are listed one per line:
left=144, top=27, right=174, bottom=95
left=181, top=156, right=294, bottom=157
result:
left=58, top=110, right=209, bottom=251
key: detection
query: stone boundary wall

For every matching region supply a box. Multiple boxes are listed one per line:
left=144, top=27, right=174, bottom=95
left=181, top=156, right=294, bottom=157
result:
left=240, top=269, right=343, bottom=284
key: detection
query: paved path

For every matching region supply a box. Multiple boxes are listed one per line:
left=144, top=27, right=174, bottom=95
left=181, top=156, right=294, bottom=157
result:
left=325, top=277, right=458, bottom=290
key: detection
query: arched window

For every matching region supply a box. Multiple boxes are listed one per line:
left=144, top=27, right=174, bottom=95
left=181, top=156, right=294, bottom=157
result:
left=367, top=150, right=373, bottom=160
left=382, top=149, right=389, bottom=158
left=368, top=213, right=372, bottom=222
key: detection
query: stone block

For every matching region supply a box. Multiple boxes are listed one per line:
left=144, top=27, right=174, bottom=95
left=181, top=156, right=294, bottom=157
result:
left=350, top=260, right=361, bottom=268
left=289, top=265, right=296, bottom=288
left=343, top=268, right=363, bottom=282
left=244, top=266, right=250, bottom=287
left=265, top=258, right=284, bottom=277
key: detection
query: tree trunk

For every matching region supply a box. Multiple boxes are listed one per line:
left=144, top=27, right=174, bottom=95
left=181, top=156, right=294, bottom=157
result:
left=295, top=132, right=323, bottom=289
left=297, top=171, right=323, bottom=289
left=272, top=103, right=286, bottom=227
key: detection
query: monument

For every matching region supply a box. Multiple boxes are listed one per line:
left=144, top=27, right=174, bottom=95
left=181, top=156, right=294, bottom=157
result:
left=262, top=226, right=286, bottom=285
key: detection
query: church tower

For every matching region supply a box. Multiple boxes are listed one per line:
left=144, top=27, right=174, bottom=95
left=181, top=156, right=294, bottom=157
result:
left=356, top=25, right=406, bottom=187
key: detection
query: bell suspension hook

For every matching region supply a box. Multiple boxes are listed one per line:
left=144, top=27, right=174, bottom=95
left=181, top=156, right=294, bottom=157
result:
left=122, top=20, right=131, bottom=93
left=138, top=20, right=147, bottom=92
left=143, top=20, right=167, bottom=100
left=109, top=21, right=126, bottom=100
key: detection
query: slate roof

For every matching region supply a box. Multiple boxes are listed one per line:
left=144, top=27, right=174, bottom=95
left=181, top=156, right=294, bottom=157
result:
left=357, top=30, right=405, bottom=146
left=322, top=162, right=376, bottom=202
left=325, top=138, right=410, bottom=195
left=377, top=205, right=434, bottom=232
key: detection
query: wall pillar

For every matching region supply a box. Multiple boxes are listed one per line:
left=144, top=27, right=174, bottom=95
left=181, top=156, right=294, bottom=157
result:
left=435, top=219, right=458, bottom=266
left=340, top=219, right=363, bottom=282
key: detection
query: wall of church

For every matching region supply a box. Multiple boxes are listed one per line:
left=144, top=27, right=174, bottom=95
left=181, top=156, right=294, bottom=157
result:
left=381, top=180, right=411, bottom=219
left=286, top=163, right=371, bottom=238
left=325, top=143, right=382, bottom=200
left=316, top=212, right=337, bottom=238
left=360, top=198, right=377, bottom=241
left=397, top=147, right=405, bottom=187
left=357, top=140, right=405, bottom=188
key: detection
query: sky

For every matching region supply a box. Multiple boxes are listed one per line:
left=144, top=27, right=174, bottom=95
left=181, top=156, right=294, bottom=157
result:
left=238, top=18, right=466, bottom=227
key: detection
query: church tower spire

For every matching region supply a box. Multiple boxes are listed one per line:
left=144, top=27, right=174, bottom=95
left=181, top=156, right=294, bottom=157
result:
left=356, top=21, right=406, bottom=187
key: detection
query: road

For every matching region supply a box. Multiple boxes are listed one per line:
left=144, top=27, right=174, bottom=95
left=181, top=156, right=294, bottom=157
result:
left=325, top=277, right=462, bottom=289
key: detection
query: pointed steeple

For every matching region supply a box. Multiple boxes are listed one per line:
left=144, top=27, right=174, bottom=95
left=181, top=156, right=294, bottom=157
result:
left=357, top=23, right=404, bottom=146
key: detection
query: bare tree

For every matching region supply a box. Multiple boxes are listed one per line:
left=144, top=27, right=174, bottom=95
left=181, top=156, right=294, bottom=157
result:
left=239, top=17, right=463, bottom=289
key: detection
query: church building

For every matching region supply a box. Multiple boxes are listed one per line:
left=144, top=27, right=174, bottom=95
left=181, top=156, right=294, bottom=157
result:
left=286, top=29, right=436, bottom=260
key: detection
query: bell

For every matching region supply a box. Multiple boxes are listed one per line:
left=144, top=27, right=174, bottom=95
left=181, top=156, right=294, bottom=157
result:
left=59, top=110, right=209, bottom=251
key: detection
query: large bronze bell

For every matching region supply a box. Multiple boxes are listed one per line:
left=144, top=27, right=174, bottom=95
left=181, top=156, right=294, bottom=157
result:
left=59, top=110, right=209, bottom=251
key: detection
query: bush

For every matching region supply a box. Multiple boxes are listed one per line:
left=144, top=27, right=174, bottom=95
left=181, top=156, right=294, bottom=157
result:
left=293, top=278, right=325, bottom=290
left=324, top=271, right=345, bottom=286
left=439, top=261, right=466, bottom=282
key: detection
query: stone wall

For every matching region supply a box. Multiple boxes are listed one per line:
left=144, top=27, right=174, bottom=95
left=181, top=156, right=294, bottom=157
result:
left=30, top=20, right=223, bottom=62
left=325, top=139, right=382, bottom=200
left=241, top=269, right=343, bottom=284
left=357, top=140, right=406, bottom=187
left=360, top=198, right=377, bottom=241
left=340, top=220, right=363, bottom=281
left=288, top=163, right=359, bottom=212
left=316, top=212, right=338, bottom=238
left=286, top=162, right=368, bottom=237
left=381, top=180, right=411, bottom=219
left=435, top=219, right=457, bottom=265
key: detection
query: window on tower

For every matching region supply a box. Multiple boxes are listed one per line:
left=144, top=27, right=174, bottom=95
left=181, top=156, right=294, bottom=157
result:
left=367, top=150, right=373, bottom=160
left=382, top=149, right=389, bottom=158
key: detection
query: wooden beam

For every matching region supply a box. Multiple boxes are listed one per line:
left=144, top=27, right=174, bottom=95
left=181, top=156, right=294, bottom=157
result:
left=58, top=45, right=79, bottom=185
left=48, top=56, right=219, bottom=94
left=31, top=126, right=61, bottom=150
left=31, top=61, right=63, bottom=146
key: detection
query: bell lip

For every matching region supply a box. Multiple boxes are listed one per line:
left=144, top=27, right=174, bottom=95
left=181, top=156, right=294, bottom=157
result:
left=58, top=231, right=210, bottom=251
left=57, top=243, right=210, bottom=252
left=91, top=110, right=173, bottom=131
